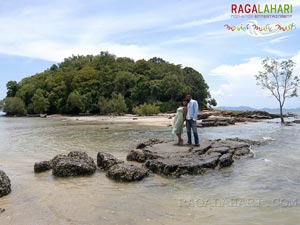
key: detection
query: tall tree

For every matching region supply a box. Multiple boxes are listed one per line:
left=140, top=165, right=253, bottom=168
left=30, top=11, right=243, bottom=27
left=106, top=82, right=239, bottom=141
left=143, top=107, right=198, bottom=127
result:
left=66, top=91, right=87, bottom=114
left=3, top=97, right=26, bottom=115
left=255, top=58, right=300, bottom=123
left=30, top=89, right=49, bottom=114
left=6, top=81, right=18, bottom=97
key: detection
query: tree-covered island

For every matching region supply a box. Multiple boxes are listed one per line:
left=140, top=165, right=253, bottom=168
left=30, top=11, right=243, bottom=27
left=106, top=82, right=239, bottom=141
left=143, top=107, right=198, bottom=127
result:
left=3, top=52, right=216, bottom=116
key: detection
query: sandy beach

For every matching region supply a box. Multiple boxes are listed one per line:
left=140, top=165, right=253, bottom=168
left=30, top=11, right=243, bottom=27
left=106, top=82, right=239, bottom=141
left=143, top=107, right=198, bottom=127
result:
left=48, top=113, right=175, bottom=127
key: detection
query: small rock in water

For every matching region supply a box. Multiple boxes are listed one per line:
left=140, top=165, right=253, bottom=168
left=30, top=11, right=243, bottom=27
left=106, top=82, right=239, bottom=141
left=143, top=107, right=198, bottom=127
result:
left=106, top=164, right=149, bottom=182
left=97, top=152, right=123, bottom=170
left=127, top=149, right=147, bottom=162
left=0, top=208, right=5, bottom=214
left=0, top=170, right=11, bottom=197
left=52, top=151, right=96, bottom=177
left=34, top=161, right=52, bottom=173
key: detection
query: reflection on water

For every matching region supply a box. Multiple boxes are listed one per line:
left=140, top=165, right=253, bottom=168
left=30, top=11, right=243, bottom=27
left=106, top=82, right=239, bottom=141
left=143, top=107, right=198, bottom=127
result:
left=1, top=117, right=300, bottom=225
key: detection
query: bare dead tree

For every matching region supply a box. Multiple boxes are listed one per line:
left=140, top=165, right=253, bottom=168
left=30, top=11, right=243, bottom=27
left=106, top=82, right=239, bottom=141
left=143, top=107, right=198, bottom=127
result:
left=255, top=58, right=299, bottom=123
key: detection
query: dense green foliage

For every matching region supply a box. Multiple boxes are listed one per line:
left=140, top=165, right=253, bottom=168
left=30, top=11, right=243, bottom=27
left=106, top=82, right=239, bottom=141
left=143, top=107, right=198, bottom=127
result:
left=3, top=97, right=26, bottom=115
left=98, top=93, right=127, bottom=115
left=132, top=103, right=160, bottom=116
left=4, top=52, right=216, bottom=115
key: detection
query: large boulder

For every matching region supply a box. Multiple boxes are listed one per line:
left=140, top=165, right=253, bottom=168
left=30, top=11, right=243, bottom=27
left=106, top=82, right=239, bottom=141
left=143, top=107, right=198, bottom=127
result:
left=34, top=161, right=52, bottom=173
left=106, top=164, right=149, bottom=182
left=52, top=151, right=96, bottom=177
left=97, top=152, right=123, bottom=170
left=0, top=170, right=11, bottom=197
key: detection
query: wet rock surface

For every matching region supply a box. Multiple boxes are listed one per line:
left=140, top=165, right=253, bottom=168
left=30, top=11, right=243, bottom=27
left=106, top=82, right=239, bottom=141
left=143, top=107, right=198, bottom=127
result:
left=52, top=151, right=97, bottom=177
left=136, top=138, right=164, bottom=149
left=199, top=117, right=236, bottom=127
left=0, top=170, right=11, bottom=197
left=34, top=151, right=97, bottom=177
left=293, top=120, right=300, bottom=124
left=34, top=161, right=52, bottom=173
left=106, top=164, right=149, bottom=182
left=31, top=137, right=267, bottom=182
left=127, top=138, right=263, bottom=177
left=197, top=110, right=281, bottom=127
left=97, top=152, right=123, bottom=170
left=219, top=153, right=234, bottom=168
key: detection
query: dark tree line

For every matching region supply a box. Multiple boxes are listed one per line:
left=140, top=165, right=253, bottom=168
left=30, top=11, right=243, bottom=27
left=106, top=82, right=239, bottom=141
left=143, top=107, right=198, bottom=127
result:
left=3, top=51, right=216, bottom=115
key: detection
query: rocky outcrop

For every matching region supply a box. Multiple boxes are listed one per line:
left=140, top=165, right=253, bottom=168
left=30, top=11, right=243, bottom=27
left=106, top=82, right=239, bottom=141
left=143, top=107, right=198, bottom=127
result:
left=212, top=110, right=280, bottom=119
left=199, top=117, right=235, bottom=127
left=97, top=152, right=123, bottom=170
left=52, top=151, right=96, bottom=177
left=34, top=152, right=97, bottom=177
left=34, top=161, right=52, bottom=173
left=197, top=110, right=281, bottom=127
left=136, top=138, right=164, bottom=149
left=0, top=170, right=11, bottom=197
left=127, top=138, right=262, bottom=177
left=106, top=164, right=149, bottom=182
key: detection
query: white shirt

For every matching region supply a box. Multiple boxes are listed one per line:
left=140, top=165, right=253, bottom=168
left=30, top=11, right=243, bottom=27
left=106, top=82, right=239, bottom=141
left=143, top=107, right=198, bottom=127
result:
left=186, top=99, right=199, bottom=120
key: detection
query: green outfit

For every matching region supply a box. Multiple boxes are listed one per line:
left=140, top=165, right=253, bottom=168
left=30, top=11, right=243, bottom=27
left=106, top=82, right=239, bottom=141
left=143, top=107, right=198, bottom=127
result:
left=172, top=107, right=184, bottom=135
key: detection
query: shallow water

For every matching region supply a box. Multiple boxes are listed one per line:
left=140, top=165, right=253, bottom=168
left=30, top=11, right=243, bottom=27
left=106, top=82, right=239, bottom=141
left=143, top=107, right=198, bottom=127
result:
left=1, top=117, right=300, bottom=225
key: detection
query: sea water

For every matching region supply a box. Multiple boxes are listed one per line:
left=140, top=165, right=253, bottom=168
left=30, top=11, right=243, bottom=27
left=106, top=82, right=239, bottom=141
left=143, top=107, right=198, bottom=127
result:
left=0, top=116, right=300, bottom=225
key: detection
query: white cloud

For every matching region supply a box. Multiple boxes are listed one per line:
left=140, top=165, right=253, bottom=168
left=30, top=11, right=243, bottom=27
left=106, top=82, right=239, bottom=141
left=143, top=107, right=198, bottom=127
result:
left=210, top=57, right=263, bottom=79
left=171, top=13, right=231, bottom=29
left=262, top=48, right=293, bottom=57
left=270, top=35, right=291, bottom=44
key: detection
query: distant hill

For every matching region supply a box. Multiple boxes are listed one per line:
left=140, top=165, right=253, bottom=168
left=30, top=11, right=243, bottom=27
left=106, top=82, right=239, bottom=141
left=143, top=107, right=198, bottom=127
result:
left=215, top=106, right=300, bottom=114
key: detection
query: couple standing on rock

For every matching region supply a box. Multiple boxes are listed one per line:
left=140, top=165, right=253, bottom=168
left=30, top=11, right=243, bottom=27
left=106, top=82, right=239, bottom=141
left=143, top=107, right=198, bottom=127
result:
left=172, top=93, right=199, bottom=147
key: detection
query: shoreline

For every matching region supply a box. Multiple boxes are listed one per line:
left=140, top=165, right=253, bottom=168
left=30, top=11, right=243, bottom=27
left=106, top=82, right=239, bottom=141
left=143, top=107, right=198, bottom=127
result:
left=48, top=112, right=251, bottom=127
left=3, top=109, right=294, bottom=127
left=48, top=113, right=175, bottom=127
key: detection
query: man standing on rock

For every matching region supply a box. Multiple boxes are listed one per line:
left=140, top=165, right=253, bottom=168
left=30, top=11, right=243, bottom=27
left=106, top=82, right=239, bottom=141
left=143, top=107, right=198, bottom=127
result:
left=186, top=93, right=199, bottom=147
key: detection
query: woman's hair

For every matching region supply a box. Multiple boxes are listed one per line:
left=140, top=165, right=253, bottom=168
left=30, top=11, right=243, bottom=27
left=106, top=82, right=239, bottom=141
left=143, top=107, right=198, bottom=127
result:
left=181, top=100, right=188, bottom=106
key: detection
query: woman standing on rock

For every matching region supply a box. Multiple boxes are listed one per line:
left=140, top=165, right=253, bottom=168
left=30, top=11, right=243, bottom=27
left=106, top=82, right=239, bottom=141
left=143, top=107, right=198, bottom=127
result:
left=172, top=100, right=188, bottom=145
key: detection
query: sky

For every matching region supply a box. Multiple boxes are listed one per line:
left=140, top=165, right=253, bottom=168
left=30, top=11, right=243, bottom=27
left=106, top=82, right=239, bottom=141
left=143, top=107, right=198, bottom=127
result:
left=0, top=0, right=300, bottom=108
